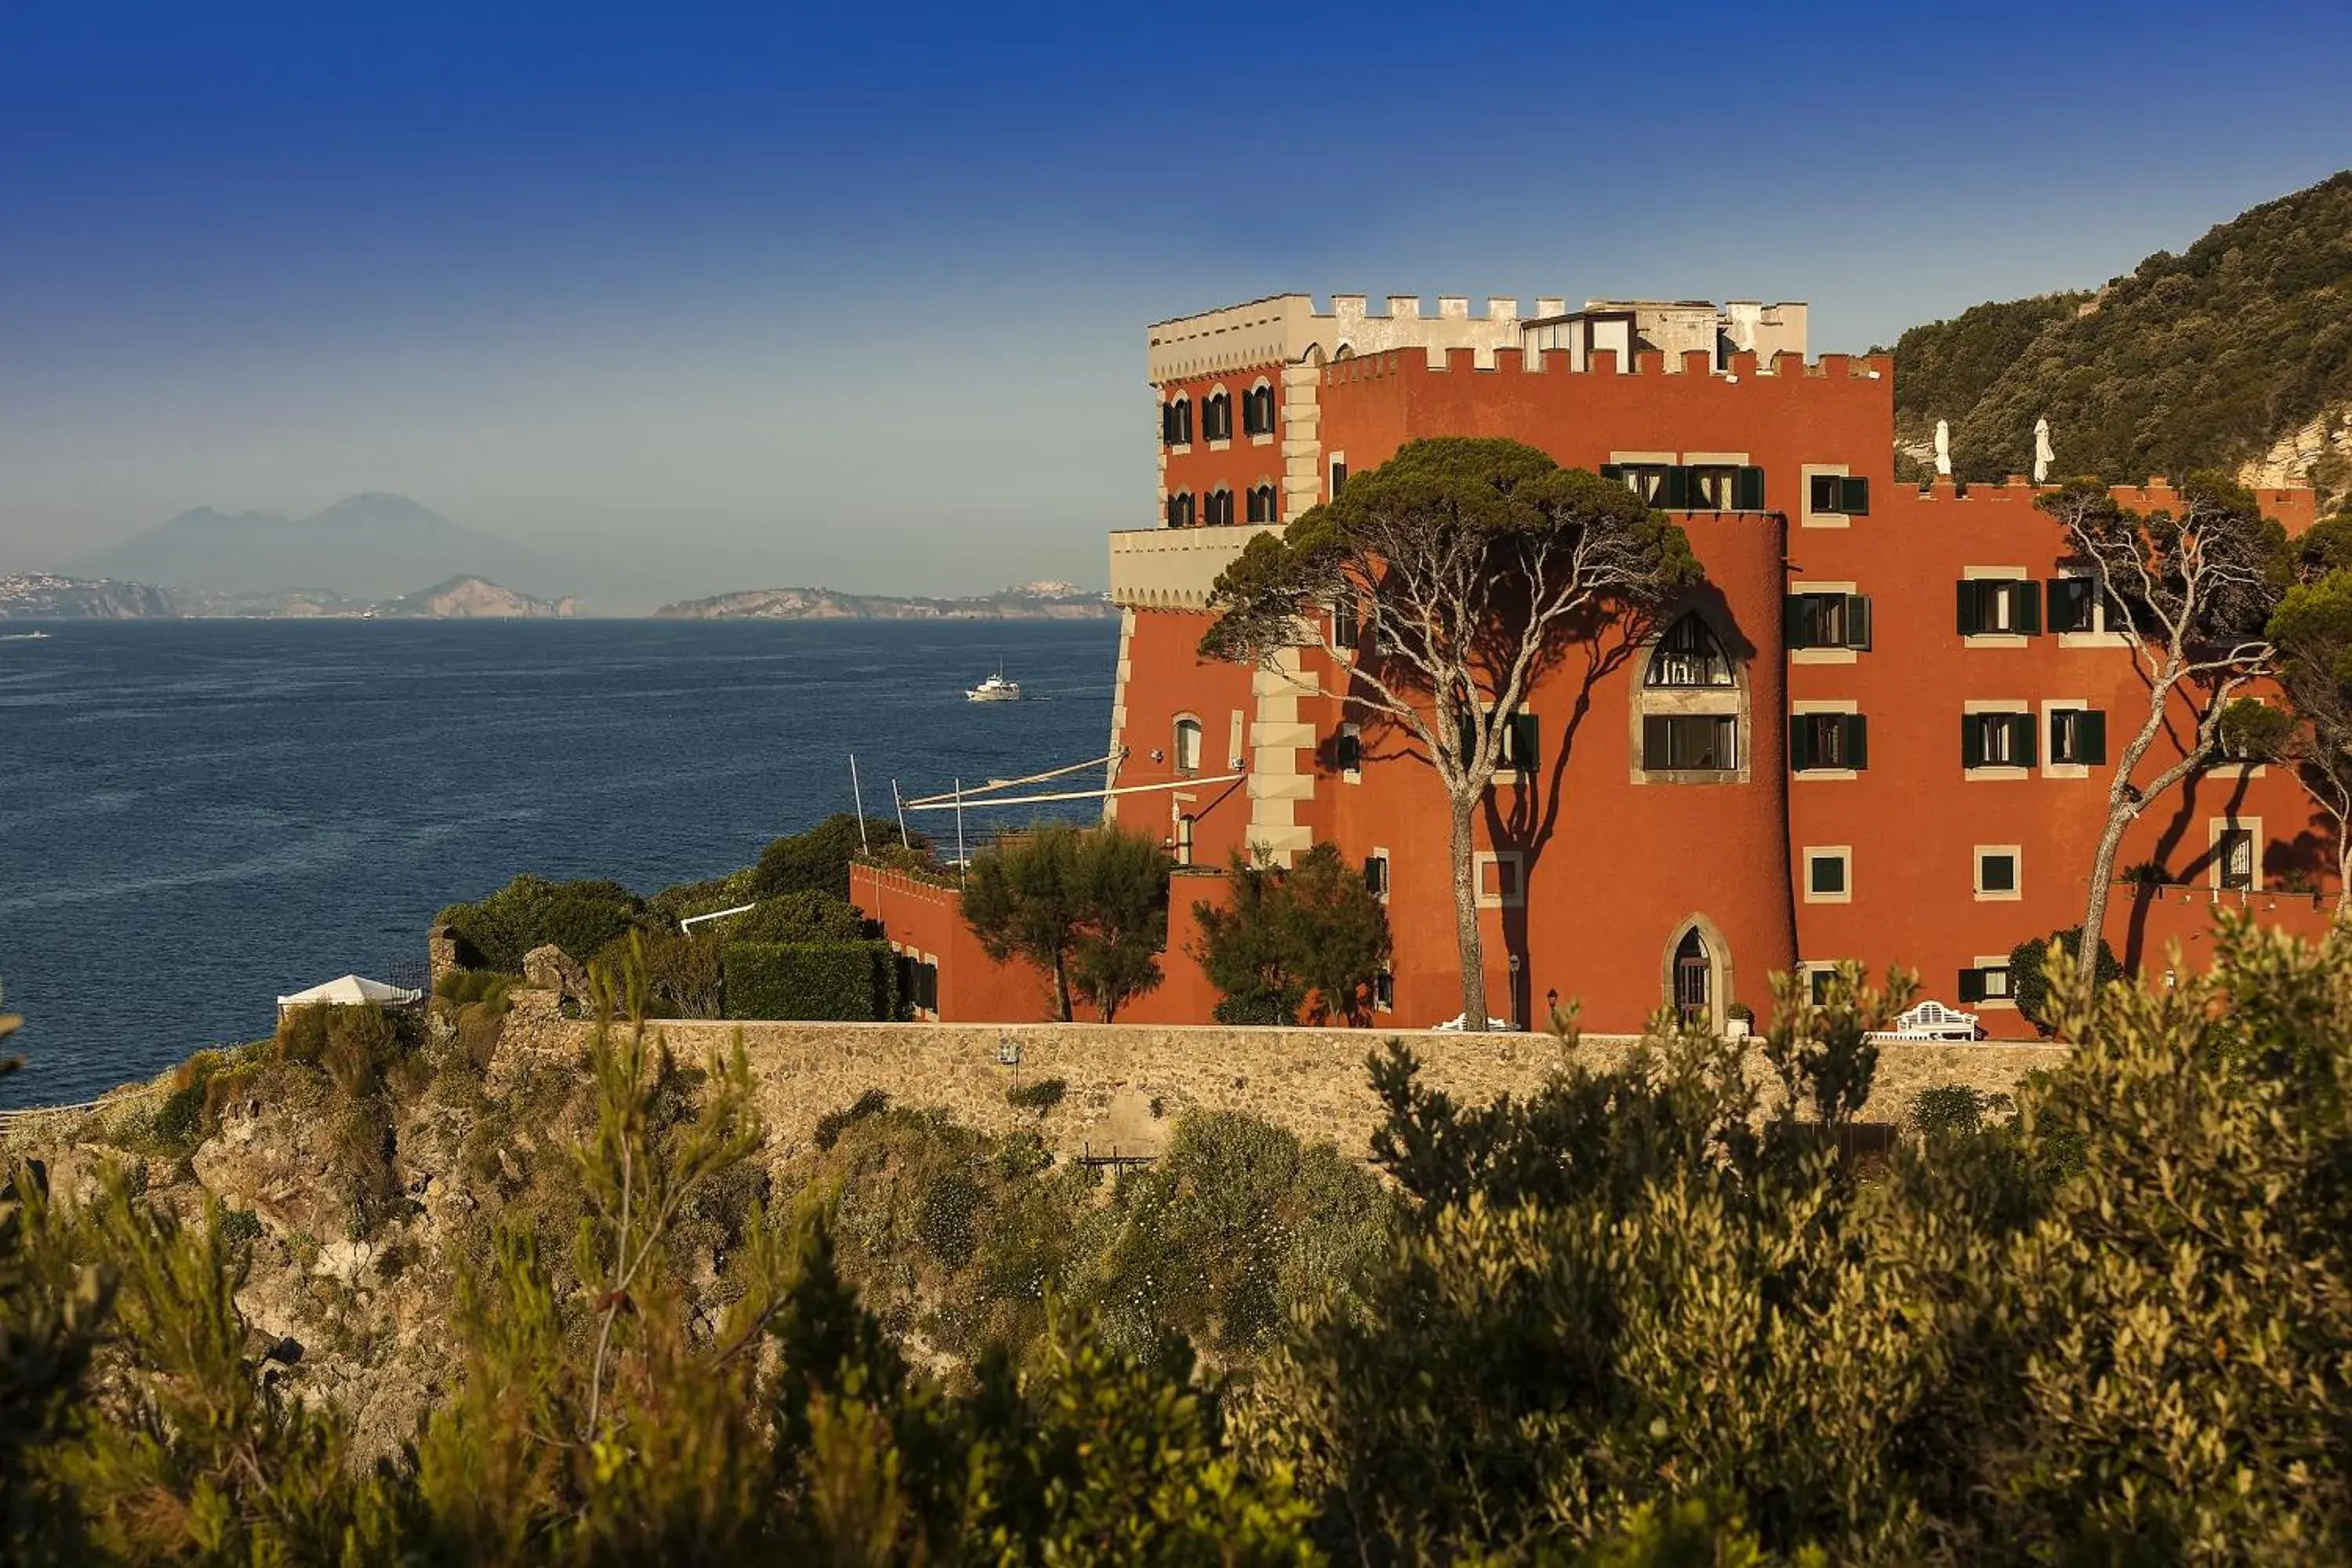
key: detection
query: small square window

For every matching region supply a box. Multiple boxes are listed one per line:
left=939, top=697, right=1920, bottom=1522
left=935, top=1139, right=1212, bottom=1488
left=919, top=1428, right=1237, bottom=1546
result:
left=1475, top=851, right=1523, bottom=908
left=1809, top=967, right=1837, bottom=1006
left=1804, top=848, right=1850, bottom=903
left=1975, top=848, right=2020, bottom=900
left=1372, top=970, right=1394, bottom=1012
left=1363, top=849, right=1389, bottom=899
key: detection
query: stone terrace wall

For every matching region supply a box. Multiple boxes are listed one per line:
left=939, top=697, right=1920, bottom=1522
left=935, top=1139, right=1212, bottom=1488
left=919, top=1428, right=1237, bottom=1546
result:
left=499, top=996, right=2067, bottom=1165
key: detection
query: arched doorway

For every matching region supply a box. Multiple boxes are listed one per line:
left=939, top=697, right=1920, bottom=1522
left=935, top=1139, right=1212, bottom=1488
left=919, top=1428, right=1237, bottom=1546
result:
left=1661, top=914, right=1733, bottom=1033
left=1672, top=928, right=1711, bottom=1026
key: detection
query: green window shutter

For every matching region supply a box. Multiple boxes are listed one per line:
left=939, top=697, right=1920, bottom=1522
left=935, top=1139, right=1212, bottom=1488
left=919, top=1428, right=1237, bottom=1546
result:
left=1599, top=463, right=1624, bottom=483
left=2080, top=710, right=2107, bottom=766
left=1958, top=967, right=1986, bottom=1004
left=1845, top=594, right=1871, bottom=651
left=1845, top=713, right=1868, bottom=771
left=1783, top=595, right=1809, bottom=649
left=1962, top=713, right=1984, bottom=768
left=1662, top=466, right=1691, bottom=510
left=1736, top=465, right=1766, bottom=510
left=1457, top=713, right=1477, bottom=764
left=2048, top=578, right=2084, bottom=632
left=1511, top=713, right=1540, bottom=772
left=1791, top=715, right=1817, bottom=770
left=1810, top=474, right=1836, bottom=513
left=1840, top=476, right=1870, bottom=515
left=2015, top=579, right=2042, bottom=634
left=2013, top=713, right=2039, bottom=768
left=1642, top=715, right=1670, bottom=769
left=1956, top=581, right=1980, bottom=636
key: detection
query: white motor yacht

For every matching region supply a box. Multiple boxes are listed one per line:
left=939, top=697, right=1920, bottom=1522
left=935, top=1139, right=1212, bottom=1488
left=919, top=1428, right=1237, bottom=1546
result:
left=966, top=670, right=1022, bottom=703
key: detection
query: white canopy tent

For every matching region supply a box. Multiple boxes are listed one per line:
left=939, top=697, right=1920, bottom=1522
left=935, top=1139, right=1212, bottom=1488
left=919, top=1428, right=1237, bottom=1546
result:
left=276, top=974, right=423, bottom=1014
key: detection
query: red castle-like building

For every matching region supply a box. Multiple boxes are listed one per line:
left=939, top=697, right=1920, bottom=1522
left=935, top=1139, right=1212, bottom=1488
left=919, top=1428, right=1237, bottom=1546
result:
left=853, top=293, right=2333, bottom=1036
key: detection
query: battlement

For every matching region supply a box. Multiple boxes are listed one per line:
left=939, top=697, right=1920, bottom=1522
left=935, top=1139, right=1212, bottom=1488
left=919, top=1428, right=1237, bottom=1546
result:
left=1319, top=344, right=1893, bottom=383
left=1146, top=292, right=1809, bottom=385
left=1909, top=475, right=2319, bottom=522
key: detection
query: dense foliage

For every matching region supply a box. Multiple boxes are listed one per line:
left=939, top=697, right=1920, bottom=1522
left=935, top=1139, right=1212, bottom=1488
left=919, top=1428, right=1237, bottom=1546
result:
left=963, top=822, right=1171, bottom=1022
left=2007, top=926, right=2125, bottom=1033
left=720, top=939, right=899, bottom=1021
left=9, top=920, right=2352, bottom=1562
left=1887, top=171, right=2352, bottom=488
left=1193, top=844, right=1392, bottom=1024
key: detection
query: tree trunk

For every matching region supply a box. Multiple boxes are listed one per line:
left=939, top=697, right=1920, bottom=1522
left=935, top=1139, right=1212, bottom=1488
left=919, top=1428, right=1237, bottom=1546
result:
left=1447, top=792, right=1489, bottom=1028
left=2336, top=819, right=2352, bottom=927
left=1051, top=947, right=1073, bottom=1022
left=2080, top=804, right=2132, bottom=975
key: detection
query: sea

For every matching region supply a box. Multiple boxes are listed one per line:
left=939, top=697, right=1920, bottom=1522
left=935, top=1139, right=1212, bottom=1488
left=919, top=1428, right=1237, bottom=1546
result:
left=0, top=619, right=1119, bottom=1107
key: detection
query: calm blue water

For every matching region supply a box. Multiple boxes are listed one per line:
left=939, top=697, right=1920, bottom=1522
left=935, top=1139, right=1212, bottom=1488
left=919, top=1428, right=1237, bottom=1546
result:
left=0, top=619, right=1118, bottom=1105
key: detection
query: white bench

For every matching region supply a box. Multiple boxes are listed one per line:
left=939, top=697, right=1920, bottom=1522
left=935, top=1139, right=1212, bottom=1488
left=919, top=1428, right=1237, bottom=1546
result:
left=1871, top=1000, right=1982, bottom=1042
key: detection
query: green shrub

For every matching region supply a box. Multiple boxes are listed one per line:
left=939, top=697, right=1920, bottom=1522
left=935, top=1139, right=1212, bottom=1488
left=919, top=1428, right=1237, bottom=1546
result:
left=592, top=930, right=720, bottom=1019
left=646, top=869, right=757, bottom=927
left=721, top=941, right=898, bottom=1021
left=724, top=891, right=873, bottom=946
left=1005, top=1077, right=1067, bottom=1114
left=434, top=969, right=514, bottom=1010
left=1909, top=1083, right=1987, bottom=1138
left=750, top=815, right=914, bottom=900
left=437, top=874, right=649, bottom=972
left=1213, top=990, right=1300, bottom=1026
left=276, top=1003, right=332, bottom=1067
left=217, top=1208, right=264, bottom=1247
left=2008, top=926, right=2125, bottom=1034
left=813, top=1089, right=890, bottom=1151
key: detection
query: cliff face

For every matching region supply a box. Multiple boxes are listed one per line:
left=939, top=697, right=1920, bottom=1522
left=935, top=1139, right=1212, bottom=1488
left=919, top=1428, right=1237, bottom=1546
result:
left=384, top=575, right=578, bottom=619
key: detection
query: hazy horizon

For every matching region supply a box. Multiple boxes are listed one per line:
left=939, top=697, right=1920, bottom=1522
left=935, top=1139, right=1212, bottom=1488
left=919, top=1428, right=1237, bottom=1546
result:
left=5, top=0, right=2351, bottom=597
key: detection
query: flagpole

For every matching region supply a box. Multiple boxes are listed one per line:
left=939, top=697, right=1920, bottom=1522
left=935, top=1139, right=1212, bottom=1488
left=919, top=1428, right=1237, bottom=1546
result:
left=849, top=753, right=869, bottom=855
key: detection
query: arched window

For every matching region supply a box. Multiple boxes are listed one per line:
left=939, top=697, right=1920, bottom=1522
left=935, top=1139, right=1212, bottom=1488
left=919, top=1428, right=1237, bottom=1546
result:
left=1645, top=613, right=1734, bottom=688
left=1246, top=482, right=1279, bottom=524
left=1243, top=381, right=1276, bottom=437
left=1164, top=491, right=1195, bottom=528
left=1175, top=813, right=1196, bottom=866
left=1173, top=716, right=1203, bottom=775
left=1203, top=389, right=1233, bottom=442
left=1161, top=397, right=1192, bottom=447
left=1203, top=487, right=1234, bottom=527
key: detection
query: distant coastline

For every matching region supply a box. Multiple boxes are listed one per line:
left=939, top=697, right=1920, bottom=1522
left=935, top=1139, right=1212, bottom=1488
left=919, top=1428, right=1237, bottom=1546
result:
left=651, top=582, right=1112, bottom=621
left=0, top=571, right=1112, bottom=622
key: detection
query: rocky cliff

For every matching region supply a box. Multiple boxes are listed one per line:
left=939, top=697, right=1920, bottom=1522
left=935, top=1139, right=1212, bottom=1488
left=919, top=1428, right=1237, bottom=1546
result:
left=0, top=573, right=178, bottom=619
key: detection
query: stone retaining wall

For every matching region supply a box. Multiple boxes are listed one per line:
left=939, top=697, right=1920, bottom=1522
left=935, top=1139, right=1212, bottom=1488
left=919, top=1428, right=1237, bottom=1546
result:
left=498, top=995, right=2068, bottom=1164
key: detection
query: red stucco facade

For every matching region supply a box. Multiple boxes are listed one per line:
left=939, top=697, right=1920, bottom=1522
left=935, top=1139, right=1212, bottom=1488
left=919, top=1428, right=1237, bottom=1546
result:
left=855, top=303, right=2331, bottom=1036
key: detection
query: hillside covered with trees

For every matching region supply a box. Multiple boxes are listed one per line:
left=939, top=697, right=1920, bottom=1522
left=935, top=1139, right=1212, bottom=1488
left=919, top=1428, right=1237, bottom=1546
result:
left=1887, top=171, right=2352, bottom=495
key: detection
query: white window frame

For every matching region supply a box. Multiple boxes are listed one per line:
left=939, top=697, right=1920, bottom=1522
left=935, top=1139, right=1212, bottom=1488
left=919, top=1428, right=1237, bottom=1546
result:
left=1788, top=579, right=1860, bottom=666
left=1973, top=954, right=2018, bottom=1011
left=1802, top=845, right=1852, bottom=904
left=1962, top=699, right=2032, bottom=781
left=1960, top=565, right=2033, bottom=647
left=1974, top=844, right=2023, bottom=902
left=1798, top=463, right=1851, bottom=530
left=1474, top=850, right=1524, bottom=909
left=1172, top=713, right=1203, bottom=775
left=1791, top=699, right=1860, bottom=782
left=1339, top=722, right=1362, bottom=783
left=2210, top=817, right=2261, bottom=891
left=1366, top=845, right=1391, bottom=904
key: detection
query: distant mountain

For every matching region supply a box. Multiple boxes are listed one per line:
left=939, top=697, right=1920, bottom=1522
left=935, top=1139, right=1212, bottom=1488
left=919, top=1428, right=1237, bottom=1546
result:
left=0, top=571, right=575, bottom=620
left=1885, top=170, right=2352, bottom=499
left=653, top=581, right=1113, bottom=621
left=0, top=573, right=176, bottom=619
left=65, top=492, right=632, bottom=606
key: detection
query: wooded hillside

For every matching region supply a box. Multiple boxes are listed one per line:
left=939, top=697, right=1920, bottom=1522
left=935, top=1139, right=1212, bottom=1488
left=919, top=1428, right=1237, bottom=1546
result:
left=1887, top=171, right=2352, bottom=495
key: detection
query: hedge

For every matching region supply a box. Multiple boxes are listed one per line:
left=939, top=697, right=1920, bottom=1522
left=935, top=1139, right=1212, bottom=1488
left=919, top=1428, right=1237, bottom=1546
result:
left=722, top=941, right=901, bottom=1022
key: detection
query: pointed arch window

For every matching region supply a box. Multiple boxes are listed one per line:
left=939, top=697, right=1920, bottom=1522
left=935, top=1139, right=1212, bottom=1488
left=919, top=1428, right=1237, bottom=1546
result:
left=1246, top=482, right=1279, bottom=524
left=1242, top=381, right=1276, bottom=437
left=1203, top=487, right=1234, bottom=527
left=1645, top=613, right=1735, bottom=688
left=1161, top=397, right=1192, bottom=446
left=1165, top=491, right=1196, bottom=528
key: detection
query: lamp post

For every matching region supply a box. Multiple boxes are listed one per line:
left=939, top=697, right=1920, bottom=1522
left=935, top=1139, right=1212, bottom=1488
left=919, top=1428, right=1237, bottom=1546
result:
left=1545, top=987, right=1559, bottom=1029
left=1508, top=951, right=1523, bottom=1031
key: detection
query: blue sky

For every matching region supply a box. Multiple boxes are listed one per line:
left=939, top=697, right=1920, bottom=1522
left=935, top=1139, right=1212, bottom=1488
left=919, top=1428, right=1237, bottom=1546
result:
left=3, top=0, right=2349, bottom=601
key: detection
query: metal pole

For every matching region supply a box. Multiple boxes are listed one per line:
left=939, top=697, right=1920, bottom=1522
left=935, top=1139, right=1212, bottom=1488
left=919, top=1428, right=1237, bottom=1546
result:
left=849, top=753, right=869, bottom=854
left=954, top=778, right=967, bottom=887
left=892, top=779, right=910, bottom=848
